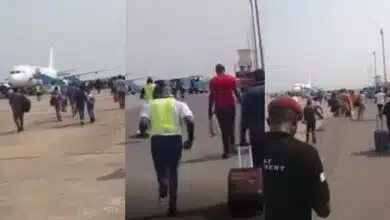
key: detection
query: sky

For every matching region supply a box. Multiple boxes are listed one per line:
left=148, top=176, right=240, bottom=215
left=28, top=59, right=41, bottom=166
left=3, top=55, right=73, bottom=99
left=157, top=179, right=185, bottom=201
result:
left=2, top=0, right=390, bottom=91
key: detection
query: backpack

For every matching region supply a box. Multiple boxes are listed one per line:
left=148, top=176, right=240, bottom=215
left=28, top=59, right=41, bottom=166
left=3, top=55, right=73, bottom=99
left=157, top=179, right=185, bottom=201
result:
left=354, top=96, right=361, bottom=107
left=23, top=96, right=31, bottom=113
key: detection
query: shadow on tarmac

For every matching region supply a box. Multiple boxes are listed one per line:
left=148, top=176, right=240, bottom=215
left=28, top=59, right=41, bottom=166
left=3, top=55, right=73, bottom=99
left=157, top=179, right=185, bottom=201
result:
left=351, top=149, right=390, bottom=157
left=133, top=202, right=253, bottom=220
left=97, top=168, right=125, bottom=181
left=0, top=130, right=16, bottom=136
left=180, top=154, right=223, bottom=165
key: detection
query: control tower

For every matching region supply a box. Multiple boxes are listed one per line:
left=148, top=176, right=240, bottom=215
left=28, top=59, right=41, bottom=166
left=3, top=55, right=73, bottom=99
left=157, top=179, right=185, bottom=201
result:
left=236, top=48, right=253, bottom=73
left=235, top=48, right=258, bottom=89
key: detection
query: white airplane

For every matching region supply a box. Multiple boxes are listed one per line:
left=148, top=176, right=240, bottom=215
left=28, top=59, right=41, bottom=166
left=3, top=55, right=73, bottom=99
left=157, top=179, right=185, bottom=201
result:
left=291, top=75, right=312, bottom=94
left=7, top=47, right=117, bottom=88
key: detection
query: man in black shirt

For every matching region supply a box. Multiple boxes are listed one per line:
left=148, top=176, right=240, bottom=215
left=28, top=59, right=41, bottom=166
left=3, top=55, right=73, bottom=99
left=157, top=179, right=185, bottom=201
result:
left=303, top=99, right=317, bottom=144
left=264, top=96, right=330, bottom=220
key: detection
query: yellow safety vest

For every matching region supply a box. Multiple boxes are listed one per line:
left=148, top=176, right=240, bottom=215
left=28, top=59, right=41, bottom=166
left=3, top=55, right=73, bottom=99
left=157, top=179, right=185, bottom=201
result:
left=150, top=98, right=179, bottom=135
left=144, top=83, right=156, bottom=101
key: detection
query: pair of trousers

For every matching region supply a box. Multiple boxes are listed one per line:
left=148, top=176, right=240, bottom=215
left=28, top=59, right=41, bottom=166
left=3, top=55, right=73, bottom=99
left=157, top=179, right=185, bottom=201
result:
left=76, top=103, right=85, bottom=120
left=12, top=111, right=24, bottom=130
left=215, top=105, right=236, bottom=154
left=87, top=103, right=95, bottom=121
left=118, top=91, right=126, bottom=109
left=150, top=135, right=182, bottom=209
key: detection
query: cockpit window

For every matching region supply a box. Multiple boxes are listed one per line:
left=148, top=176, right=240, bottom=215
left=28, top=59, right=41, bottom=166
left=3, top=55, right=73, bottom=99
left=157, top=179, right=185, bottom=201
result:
left=10, top=70, right=26, bottom=74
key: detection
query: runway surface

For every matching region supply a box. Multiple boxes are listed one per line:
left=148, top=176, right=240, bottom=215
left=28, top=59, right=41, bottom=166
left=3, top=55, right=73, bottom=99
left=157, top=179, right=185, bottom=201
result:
left=0, top=90, right=127, bottom=220
left=1, top=91, right=388, bottom=220
left=126, top=94, right=390, bottom=220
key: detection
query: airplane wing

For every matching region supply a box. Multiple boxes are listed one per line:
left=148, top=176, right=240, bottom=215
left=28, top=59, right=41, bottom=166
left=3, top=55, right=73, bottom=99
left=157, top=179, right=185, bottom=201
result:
left=57, top=68, right=80, bottom=76
left=61, top=67, right=119, bottom=78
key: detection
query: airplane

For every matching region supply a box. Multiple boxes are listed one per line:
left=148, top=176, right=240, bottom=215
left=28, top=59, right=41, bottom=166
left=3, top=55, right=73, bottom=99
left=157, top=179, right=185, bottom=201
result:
left=7, top=47, right=117, bottom=89
left=291, top=75, right=312, bottom=95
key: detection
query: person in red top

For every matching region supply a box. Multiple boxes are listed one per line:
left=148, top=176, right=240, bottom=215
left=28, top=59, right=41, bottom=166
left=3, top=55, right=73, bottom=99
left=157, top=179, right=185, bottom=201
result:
left=208, top=64, right=242, bottom=158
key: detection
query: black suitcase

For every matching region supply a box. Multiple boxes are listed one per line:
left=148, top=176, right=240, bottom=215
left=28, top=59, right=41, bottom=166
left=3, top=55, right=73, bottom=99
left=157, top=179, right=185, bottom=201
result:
left=227, top=145, right=263, bottom=217
left=374, top=115, right=389, bottom=152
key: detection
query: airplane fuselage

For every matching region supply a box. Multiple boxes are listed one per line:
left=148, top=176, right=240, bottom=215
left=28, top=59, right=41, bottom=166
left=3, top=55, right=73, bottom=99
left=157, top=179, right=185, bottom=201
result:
left=8, top=65, right=58, bottom=88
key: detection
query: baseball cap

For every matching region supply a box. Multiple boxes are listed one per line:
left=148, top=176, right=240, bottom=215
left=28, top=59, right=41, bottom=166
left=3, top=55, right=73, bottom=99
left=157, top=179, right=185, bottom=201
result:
left=268, top=96, right=303, bottom=120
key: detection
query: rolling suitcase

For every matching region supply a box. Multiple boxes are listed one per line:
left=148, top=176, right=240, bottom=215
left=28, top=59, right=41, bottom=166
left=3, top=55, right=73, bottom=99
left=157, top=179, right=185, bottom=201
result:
left=227, top=145, right=263, bottom=217
left=374, top=115, right=389, bottom=152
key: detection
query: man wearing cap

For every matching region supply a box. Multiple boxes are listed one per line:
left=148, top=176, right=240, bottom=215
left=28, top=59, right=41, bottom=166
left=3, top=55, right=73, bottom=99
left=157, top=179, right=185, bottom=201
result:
left=139, top=82, right=195, bottom=216
left=263, top=96, right=331, bottom=220
left=208, top=64, right=242, bottom=158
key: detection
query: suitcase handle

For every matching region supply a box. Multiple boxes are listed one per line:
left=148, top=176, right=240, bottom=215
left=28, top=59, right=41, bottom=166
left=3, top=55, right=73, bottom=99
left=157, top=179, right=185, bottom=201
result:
left=237, top=145, right=253, bottom=168
left=376, top=114, right=384, bottom=131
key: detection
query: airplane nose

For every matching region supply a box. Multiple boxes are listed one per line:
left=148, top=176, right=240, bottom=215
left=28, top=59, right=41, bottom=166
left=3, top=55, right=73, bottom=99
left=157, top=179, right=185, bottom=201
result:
left=8, top=74, right=22, bottom=85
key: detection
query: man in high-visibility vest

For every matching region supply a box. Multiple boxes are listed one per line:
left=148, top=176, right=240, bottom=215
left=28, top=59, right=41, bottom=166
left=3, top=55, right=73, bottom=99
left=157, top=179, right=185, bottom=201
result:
left=139, top=82, right=195, bottom=216
left=140, top=77, right=156, bottom=102
left=137, top=77, right=156, bottom=137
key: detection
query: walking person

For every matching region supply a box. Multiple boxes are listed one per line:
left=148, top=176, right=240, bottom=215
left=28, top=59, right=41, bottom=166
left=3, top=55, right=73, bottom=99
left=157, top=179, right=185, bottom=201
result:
left=50, top=86, right=62, bottom=122
left=137, top=77, right=156, bottom=137
left=67, top=83, right=77, bottom=117
left=375, top=88, right=386, bottom=116
left=35, top=85, right=43, bottom=101
left=303, top=99, right=320, bottom=144
left=264, top=96, right=331, bottom=220
left=208, top=64, right=242, bottom=159
left=86, top=89, right=96, bottom=123
left=74, top=85, right=87, bottom=125
left=115, top=75, right=127, bottom=109
left=140, top=77, right=156, bottom=102
left=139, top=82, right=195, bottom=216
left=241, top=68, right=265, bottom=167
left=9, top=88, right=27, bottom=132
left=357, top=91, right=367, bottom=121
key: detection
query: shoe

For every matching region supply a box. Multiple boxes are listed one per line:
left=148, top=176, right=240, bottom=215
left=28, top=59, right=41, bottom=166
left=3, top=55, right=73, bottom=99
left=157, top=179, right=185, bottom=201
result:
left=159, top=185, right=168, bottom=201
left=80, top=121, right=84, bottom=126
left=167, top=207, right=177, bottom=216
left=222, top=153, right=230, bottom=159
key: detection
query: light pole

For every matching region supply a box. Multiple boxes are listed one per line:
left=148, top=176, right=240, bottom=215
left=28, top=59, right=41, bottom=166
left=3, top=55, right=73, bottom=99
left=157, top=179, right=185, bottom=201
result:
left=252, top=0, right=265, bottom=70
left=380, top=28, right=387, bottom=84
left=373, top=51, right=377, bottom=76
left=249, top=0, right=259, bottom=70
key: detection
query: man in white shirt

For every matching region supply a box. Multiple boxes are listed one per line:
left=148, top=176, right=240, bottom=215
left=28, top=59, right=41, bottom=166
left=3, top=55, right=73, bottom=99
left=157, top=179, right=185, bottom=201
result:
left=375, top=88, right=386, bottom=115
left=357, top=91, right=367, bottom=120
left=115, top=75, right=127, bottom=109
left=139, top=82, right=195, bottom=216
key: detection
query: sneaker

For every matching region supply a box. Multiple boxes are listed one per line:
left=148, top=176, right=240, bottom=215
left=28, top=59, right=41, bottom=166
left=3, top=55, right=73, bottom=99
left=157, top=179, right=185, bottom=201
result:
left=158, top=184, right=168, bottom=201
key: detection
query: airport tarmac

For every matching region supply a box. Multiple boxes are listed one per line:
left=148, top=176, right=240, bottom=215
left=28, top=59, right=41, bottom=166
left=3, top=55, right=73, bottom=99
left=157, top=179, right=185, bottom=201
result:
left=125, top=94, right=327, bottom=220
left=0, top=90, right=128, bottom=220
left=126, top=95, right=390, bottom=220
left=1, top=91, right=388, bottom=220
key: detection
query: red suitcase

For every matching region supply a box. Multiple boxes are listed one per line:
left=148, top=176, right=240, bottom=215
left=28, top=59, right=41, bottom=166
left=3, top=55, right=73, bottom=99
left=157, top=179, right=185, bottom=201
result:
left=227, top=145, right=263, bottom=217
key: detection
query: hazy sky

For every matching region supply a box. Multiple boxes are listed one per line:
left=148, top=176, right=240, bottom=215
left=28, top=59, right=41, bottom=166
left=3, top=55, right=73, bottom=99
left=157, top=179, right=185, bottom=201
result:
left=2, top=0, right=390, bottom=91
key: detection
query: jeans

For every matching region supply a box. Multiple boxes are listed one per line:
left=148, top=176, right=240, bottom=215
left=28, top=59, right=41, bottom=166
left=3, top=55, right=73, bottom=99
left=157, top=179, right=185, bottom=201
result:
left=150, top=135, right=182, bottom=209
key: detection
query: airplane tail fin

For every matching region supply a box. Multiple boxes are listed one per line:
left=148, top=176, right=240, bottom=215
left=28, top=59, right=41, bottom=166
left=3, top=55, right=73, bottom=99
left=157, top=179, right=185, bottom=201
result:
left=48, top=47, right=54, bottom=69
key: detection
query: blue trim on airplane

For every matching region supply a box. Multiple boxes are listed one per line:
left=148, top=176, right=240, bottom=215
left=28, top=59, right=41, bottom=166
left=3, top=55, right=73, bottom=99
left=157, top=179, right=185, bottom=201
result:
left=37, top=73, right=56, bottom=85
left=36, top=73, right=82, bottom=85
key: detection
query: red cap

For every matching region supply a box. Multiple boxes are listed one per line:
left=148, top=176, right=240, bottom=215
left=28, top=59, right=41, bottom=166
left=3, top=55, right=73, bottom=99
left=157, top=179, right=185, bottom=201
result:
left=268, top=96, right=303, bottom=120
